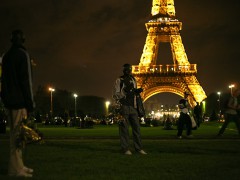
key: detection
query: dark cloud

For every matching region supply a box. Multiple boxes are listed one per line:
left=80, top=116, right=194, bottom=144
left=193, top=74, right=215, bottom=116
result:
left=0, top=0, right=240, bottom=104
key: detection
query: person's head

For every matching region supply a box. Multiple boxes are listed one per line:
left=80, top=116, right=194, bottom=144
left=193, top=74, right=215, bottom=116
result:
left=232, top=89, right=240, bottom=97
left=123, top=63, right=132, bottom=75
left=10, top=29, right=25, bottom=45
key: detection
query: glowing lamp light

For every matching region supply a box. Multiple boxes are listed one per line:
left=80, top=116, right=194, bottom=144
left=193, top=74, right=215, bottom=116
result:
left=49, top=87, right=55, bottom=92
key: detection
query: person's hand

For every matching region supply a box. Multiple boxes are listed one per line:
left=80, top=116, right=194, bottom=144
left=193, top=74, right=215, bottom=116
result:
left=22, top=108, right=28, bottom=119
left=123, top=87, right=132, bottom=93
left=134, top=88, right=143, bottom=94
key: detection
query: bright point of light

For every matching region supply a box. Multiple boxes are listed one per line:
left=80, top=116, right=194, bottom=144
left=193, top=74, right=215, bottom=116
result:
left=49, top=87, right=55, bottom=92
left=105, top=101, right=110, bottom=107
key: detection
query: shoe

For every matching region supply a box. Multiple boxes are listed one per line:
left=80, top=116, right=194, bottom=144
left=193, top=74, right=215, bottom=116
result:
left=177, top=136, right=182, bottom=139
left=124, top=150, right=132, bottom=155
left=9, top=169, right=33, bottom=178
left=23, top=166, right=34, bottom=173
left=187, top=135, right=194, bottom=138
left=138, top=150, right=147, bottom=155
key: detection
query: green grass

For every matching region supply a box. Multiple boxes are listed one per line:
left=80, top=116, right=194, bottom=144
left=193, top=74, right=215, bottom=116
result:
left=0, top=122, right=240, bottom=180
left=34, top=121, right=240, bottom=139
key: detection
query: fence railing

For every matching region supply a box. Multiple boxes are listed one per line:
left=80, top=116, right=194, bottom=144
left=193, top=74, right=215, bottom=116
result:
left=132, top=64, right=197, bottom=74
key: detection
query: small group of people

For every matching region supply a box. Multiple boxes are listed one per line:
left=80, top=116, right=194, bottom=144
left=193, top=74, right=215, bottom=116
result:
left=113, top=64, right=240, bottom=156
left=176, top=89, right=240, bottom=139
left=2, top=30, right=240, bottom=178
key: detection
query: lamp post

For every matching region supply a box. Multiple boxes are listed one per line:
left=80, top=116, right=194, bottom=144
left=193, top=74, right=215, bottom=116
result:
left=217, top=91, right=221, bottom=117
left=105, top=101, right=110, bottom=116
left=49, top=87, right=55, bottom=118
left=229, top=84, right=235, bottom=95
left=202, top=100, right=206, bottom=116
left=73, top=93, right=78, bottom=118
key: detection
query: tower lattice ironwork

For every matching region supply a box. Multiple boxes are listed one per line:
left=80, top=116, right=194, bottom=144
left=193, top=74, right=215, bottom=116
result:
left=132, top=0, right=207, bottom=106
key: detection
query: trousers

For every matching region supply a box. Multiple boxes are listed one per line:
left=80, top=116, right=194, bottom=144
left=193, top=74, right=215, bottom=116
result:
left=218, top=113, right=240, bottom=135
left=177, top=112, right=192, bottom=136
left=7, top=108, right=27, bottom=175
left=119, top=105, right=142, bottom=152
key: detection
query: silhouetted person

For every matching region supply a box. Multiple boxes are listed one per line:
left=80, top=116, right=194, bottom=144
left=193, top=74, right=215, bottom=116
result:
left=164, top=115, right=173, bottom=130
left=63, top=111, right=69, bottom=127
left=218, top=89, right=240, bottom=136
left=0, top=108, right=6, bottom=134
left=113, top=64, right=147, bottom=155
left=1, top=30, right=35, bottom=177
left=194, top=102, right=202, bottom=127
left=177, top=92, right=192, bottom=138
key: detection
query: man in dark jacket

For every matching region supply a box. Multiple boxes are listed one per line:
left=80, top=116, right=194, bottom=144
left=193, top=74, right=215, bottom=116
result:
left=113, top=64, right=147, bottom=155
left=1, top=30, right=34, bottom=177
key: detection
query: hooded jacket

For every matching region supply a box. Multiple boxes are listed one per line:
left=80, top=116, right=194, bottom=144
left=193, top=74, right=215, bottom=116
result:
left=1, top=44, right=35, bottom=112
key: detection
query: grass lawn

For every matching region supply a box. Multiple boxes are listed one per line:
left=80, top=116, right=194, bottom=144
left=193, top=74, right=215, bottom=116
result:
left=0, top=122, right=240, bottom=180
left=26, top=121, right=240, bottom=139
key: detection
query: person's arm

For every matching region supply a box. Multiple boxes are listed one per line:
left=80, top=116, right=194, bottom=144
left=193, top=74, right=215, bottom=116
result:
left=113, top=78, right=125, bottom=101
left=19, top=49, right=35, bottom=112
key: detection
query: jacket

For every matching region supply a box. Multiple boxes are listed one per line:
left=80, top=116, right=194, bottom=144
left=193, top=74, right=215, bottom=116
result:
left=1, top=44, right=35, bottom=112
left=225, top=96, right=238, bottom=115
left=113, top=75, right=137, bottom=108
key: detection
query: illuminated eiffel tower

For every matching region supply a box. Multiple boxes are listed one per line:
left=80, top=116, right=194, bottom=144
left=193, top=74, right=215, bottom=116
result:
left=132, top=0, right=207, bottom=106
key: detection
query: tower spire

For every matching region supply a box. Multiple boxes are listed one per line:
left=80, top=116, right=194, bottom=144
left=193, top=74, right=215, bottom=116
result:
left=151, top=0, right=175, bottom=17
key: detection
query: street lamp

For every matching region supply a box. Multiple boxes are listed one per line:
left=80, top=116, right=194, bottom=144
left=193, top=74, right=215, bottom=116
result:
left=49, top=87, right=55, bottom=118
left=229, top=84, right=235, bottom=95
left=202, top=100, right=206, bottom=115
left=217, top=91, right=221, bottom=116
left=105, top=101, right=110, bottom=116
left=73, top=93, right=78, bottom=118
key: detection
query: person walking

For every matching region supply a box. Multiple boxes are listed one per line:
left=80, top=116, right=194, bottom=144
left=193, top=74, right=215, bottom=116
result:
left=177, top=92, right=193, bottom=138
left=1, top=30, right=35, bottom=177
left=218, top=89, right=240, bottom=136
left=113, top=64, right=147, bottom=155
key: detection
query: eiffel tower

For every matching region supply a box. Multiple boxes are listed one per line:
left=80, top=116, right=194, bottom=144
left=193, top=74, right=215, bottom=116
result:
left=132, top=0, right=207, bottom=106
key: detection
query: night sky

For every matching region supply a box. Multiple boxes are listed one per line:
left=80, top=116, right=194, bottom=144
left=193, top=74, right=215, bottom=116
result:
left=0, top=0, right=240, bottom=104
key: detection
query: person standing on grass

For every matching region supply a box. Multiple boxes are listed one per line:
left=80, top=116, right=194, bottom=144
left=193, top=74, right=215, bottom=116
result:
left=113, top=64, right=147, bottom=155
left=193, top=102, right=202, bottom=127
left=177, top=92, right=193, bottom=139
left=218, top=89, right=240, bottom=136
left=1, top=30, right=35, bottom=177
